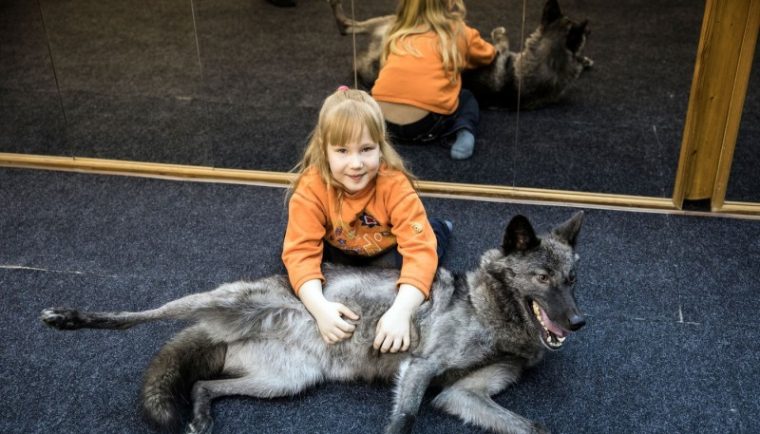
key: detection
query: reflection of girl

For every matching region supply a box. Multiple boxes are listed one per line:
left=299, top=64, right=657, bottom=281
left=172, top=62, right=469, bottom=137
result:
left=282, top=87, right=452, bottom=353
left=372, top=0, right=496, bottom=160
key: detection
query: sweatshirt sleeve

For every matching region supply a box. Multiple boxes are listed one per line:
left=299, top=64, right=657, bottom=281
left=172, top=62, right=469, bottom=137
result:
left=386, top=177, right=438, bottom=298
left=464, top=25, right=497, bottom=69
left=282, top=184, right=328, bottom=294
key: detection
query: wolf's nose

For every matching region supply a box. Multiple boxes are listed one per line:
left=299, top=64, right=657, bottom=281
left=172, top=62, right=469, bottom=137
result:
left=568, top=314, right=586, bottom=331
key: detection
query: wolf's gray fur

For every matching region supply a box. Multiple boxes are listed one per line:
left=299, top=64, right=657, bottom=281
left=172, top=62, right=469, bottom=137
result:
left=329, top=0, right=592, bottom=110
left=41, top=212, right=586, bottom=434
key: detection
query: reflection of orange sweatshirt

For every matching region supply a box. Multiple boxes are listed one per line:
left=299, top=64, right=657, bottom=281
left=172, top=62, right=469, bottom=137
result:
left=282, top=165, right=438, bottom=298
left=372, top=25, right=496, bottom=114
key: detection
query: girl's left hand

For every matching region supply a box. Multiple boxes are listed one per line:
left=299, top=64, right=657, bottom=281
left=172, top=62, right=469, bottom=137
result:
left=374, top=306, right=412, bottom=353
left=373, top=284, right=425, bottom=353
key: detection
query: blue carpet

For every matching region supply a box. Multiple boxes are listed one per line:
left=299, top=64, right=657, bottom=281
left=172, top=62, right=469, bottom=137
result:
left=1, top=168, right=759, bottom=433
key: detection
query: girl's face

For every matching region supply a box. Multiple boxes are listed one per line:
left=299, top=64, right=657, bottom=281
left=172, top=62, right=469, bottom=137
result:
left=327, top=127, right=381, bottom=194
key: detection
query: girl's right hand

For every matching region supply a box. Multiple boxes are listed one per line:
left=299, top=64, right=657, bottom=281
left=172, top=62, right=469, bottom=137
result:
left=298, top=279, right=360, bottom=344
left=312, top=302, right=359, bottom=344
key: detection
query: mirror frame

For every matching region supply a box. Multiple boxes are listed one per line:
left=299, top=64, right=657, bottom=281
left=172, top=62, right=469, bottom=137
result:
left=1, top=0, right=758, bottom=216
left=674, top=0, right=760, bottom=214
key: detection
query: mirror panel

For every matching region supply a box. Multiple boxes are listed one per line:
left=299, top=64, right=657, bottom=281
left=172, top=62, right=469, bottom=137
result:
left=503, top=0, right=703, bottom=196
left=43, top=0, right=212, bottom=165
left=0, top=1, right=65, bottom=155
left=197, top=0, right=394, bottom=171
left=1, top=0, right=706, bottom=199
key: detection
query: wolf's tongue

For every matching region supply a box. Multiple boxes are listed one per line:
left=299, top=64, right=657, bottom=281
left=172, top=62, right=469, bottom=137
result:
left=540, top=309, right=568, bottom=338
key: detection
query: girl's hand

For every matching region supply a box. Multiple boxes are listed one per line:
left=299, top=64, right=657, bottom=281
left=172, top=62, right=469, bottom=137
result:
left=374, top=305, right=413, bottom=353
left=373, top=284, right=425, bottom=353
left=298, top=279, right=359, bottom=345
left=312, top=301, right=359, bottom=344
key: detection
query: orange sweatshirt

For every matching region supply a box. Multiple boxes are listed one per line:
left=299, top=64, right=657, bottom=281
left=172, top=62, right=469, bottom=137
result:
left=282, top=165, right=438, bottom=298
left=372, top=25, right=496, bottom=115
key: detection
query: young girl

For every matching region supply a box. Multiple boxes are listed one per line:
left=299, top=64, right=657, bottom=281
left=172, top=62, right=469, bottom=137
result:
left=371, top=0, right=496, bottom=160
left=282, top=87, right=451, bottom=354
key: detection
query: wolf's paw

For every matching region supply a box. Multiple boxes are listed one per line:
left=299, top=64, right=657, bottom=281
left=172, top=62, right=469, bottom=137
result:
left=40, top=308, right=83, bottom=330
left=491, top=27, right=509, bottom=52
left=579, top=55, right=594, bottom=69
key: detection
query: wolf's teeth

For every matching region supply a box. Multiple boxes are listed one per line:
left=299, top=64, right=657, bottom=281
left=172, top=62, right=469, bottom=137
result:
left=532, top=301, right=541, bottom=317
left=532, top=301, right=567, bottom=348
left=532, top=302, right=545, bottom=325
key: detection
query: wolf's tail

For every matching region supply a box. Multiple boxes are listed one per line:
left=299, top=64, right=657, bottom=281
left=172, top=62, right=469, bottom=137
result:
left=140, top=325, right=226, bottom=432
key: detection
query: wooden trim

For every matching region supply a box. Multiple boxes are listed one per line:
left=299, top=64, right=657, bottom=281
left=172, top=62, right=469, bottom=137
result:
left=711, top=0, right=760, bottom=211
left=0, top=152, right=676, bottom=211
left=718, top=201, right=760, bottom=216
left=673, top=0, right=716, bottom=208
left=0, top=153, right=295, bottom=186
left=413, top=180, right=675, bottom=210
left=674, top=0, right=757, bottom=207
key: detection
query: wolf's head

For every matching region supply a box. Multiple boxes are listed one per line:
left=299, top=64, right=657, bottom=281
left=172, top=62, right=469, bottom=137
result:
left=539, top=0, right=590, bottom=57
left=513, top=0, right=591, bottom=109
left=484, top=211, right=586, bottom=350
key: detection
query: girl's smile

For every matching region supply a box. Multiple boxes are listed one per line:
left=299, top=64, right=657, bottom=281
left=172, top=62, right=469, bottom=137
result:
left=327, top=127, right=381, bottom=194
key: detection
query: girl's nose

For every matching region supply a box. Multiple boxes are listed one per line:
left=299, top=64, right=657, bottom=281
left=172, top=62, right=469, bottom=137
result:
left=349, top=154, right=364, bottom=168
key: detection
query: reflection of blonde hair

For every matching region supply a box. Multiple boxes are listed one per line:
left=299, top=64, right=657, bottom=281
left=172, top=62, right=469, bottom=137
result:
left=289, top=88, right=414, bottom=199
left=382, top=0, right=467, bottom=82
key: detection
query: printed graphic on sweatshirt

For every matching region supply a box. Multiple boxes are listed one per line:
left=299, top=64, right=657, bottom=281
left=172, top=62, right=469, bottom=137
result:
left=328, top=211, right=395, bottom=256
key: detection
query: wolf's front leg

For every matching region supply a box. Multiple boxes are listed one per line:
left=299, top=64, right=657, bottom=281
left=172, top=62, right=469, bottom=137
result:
left=431, top=362, right=547, bottom=434
left=491, top=26, right=509, bottom=53
left=385, top=358, right=439, bottom=434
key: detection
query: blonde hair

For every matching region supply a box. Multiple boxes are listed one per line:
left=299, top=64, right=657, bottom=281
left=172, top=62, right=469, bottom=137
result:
left=289, top=88, right=415, bottom=200
left=382, top=0, right=467, bottom=82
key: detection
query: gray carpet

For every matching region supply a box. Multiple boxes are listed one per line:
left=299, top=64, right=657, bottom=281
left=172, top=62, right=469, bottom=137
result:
left=1, top=167, right=759, bottom=433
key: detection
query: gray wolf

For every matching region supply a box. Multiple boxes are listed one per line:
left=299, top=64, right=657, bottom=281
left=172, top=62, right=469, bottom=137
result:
left=41, top=212, right=587, bottom=434
left=329, top=0, right=592, bottom=110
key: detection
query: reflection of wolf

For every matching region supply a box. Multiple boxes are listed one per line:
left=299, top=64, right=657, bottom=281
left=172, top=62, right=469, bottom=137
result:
left=330, top=0, right=592, bottom=110
left=41, top=212, right=587, bottom=434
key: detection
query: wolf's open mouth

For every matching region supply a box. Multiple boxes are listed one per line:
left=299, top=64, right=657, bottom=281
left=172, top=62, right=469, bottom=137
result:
left=531, top=301, right=568, bottom=350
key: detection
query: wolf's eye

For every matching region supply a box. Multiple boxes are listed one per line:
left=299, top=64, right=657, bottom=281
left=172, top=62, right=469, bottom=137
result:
left=537, top=274, right=550, bottom=283
left=567, top=273, right=576, bottom=284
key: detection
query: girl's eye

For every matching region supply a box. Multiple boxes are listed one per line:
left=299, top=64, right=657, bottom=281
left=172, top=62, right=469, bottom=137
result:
left=334, top=148, right=347, bottom=154
left=362, top=146, right=377, bottom=153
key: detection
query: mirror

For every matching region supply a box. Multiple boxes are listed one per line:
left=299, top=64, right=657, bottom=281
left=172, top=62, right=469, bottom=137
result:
left=726, top=37, right=759, bottom=203
left=1, top=1, right=67, bottom=156
left=1, top=0, right=706, bottom=198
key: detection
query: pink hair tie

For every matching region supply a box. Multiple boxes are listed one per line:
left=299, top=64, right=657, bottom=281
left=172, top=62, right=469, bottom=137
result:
left=337, top=85, right=350, bottom=91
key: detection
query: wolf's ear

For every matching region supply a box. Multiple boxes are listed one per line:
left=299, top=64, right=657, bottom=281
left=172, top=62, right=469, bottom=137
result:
left=502, top=215, right=540, bottom=254
left=566, top=20, right=589, bottom=53
left=552, top=211, right=584, bottom=247
left=542, top=0, right=563, bottom=27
